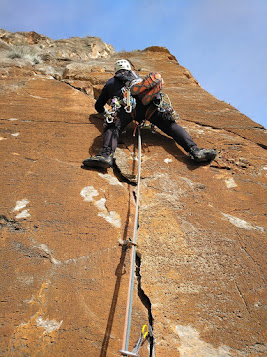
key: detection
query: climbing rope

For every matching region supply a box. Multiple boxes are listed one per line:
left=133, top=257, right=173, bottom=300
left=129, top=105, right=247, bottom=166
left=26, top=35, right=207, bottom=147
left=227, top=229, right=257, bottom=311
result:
left=119, top=126, right=144, bottom=357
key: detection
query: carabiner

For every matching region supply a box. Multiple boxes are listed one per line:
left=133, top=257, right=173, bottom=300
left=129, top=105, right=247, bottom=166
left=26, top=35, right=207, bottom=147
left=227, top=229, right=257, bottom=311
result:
left=125, top=106, right=132, bottom=113
left=105, top=115, right=114, bottom=124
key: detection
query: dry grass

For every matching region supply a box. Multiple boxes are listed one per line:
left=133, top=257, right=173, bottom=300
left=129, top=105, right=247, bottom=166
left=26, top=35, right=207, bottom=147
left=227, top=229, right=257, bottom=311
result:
left=8, top=46, right=42, bottom=64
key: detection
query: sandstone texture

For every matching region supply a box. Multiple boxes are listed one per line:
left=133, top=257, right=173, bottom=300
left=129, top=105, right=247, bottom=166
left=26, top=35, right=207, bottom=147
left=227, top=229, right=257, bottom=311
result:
left=0, top=30, right=266, bottom=357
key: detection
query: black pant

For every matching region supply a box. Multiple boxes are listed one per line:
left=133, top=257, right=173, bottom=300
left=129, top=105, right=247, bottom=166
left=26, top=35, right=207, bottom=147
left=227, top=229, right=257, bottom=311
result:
left=102, top=106, right=197, bottom=154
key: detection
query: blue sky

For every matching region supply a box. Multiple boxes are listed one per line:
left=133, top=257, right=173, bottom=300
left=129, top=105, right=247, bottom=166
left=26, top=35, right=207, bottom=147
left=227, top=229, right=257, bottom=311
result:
left=1, top=0, right=266, bottom=128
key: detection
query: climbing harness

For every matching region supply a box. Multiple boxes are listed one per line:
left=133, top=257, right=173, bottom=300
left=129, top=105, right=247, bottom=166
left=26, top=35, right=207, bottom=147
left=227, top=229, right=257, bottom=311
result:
left=119, top=126, right=148, bottom=357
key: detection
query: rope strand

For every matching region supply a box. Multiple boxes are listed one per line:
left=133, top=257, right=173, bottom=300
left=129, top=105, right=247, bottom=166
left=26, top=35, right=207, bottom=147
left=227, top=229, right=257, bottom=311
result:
left=120, top=126, right=142, bottom=357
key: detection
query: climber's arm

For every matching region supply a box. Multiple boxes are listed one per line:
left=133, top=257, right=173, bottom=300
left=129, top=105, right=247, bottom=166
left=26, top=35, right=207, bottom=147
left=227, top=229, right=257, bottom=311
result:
left=95, top=78, right=115, bottom=113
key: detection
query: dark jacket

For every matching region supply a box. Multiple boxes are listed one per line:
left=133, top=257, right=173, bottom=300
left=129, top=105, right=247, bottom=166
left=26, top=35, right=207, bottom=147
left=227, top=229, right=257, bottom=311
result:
left=95, top=70, right=140, bottom=113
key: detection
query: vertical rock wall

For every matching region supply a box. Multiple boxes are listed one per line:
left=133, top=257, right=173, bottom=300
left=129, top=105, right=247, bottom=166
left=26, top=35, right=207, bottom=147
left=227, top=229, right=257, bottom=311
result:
left=0, top=31, right=266, bottom=357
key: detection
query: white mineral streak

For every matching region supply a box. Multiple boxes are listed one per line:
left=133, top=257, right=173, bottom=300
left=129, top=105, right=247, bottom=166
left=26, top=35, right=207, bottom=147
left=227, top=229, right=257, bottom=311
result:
left=81, top=186, right=121, bottom=228
left=13, top=198, right=29, bottom=211
left=38, top=244, right=62, bottom=265
left=16, top=209, right=31, bottom=219
left=95, top=198, right=121, bottom=228
left=176, top=325, right=231, bottom=356
left=164, top=158, right=173, bottom=164
left=17, top=275, right=34, bottom=285
left=36, top=316, right=63, bottom=333
left=13, top=199, right=31, bottom=219
left=98, top=210, right=121, bottom=228
left=95, top=197, right=107, bottom=211
left=221, top=213, right=264, bottom=232
left=80, top=186, right=99, bottom=202
left=225, top=177, right=237, bottom=188
left=98, top=173, right=123, bottom=186
left=179, top=176, right=194, bottom=187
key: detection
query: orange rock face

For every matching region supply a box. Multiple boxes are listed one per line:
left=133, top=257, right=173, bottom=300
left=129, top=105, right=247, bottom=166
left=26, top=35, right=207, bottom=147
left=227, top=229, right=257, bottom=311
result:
left=0, top=30, right=266, bottom=357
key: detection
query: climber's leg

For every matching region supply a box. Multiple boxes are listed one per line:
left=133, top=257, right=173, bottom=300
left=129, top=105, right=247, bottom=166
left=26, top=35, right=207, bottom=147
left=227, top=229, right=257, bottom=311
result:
left=83, top=111, right=133, bottom=168
left=149, top=111, right=216, bottom=162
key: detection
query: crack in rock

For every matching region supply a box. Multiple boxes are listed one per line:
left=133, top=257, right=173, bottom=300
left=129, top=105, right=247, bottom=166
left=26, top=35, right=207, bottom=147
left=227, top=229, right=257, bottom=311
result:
left=0, top=214, right=23, bottom=232
left=136, top=254, right=155, bottom=357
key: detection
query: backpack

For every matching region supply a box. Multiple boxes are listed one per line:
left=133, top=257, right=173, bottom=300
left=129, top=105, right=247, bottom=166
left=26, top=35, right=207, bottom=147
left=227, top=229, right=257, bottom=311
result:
left=109, top=70, right=166, bottom=121
left=130, top=72, right=178, bottom=122
left=130, top=72, right=163, bottom=106
left=105, top=70, right=178, bottom=124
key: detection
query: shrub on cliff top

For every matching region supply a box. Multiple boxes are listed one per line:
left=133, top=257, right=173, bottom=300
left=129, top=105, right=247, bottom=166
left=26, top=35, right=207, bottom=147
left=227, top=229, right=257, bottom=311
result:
left=8, top=45, right=42, bottom=64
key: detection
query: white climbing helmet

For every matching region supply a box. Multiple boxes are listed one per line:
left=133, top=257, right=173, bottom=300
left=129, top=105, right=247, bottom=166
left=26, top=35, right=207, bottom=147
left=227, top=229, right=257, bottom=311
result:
left=114, top=59, right=131, bottom=73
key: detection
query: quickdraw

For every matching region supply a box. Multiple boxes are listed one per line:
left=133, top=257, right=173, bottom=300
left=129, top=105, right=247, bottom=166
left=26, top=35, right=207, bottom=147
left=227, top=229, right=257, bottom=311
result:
left=122, top=87, right=136, bottom=113
left=131, top=324, right=149, bottom=355
left=104, top=89, right=136, bottom=124
left=104, top=97, right=122, bottom=124
left=120, top=324, right=149, bottom=357
left=153, top=92, right=179, bottom=121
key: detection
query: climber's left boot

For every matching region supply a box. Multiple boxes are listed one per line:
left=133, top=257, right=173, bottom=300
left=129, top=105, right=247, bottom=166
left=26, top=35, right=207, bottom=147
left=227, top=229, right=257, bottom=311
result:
left=82, top=147, right=114, bottom=169
left=189, top=147, right=217, bottom=163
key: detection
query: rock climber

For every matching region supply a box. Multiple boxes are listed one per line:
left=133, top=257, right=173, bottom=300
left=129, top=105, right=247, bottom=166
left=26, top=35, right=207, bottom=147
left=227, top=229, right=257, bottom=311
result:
left=82, top=59, right=216, bottom=169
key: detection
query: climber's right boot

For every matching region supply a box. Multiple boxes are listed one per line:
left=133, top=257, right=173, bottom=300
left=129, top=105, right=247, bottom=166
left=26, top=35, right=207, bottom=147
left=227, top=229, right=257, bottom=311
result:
left=189, top=147, right=217, bottom=163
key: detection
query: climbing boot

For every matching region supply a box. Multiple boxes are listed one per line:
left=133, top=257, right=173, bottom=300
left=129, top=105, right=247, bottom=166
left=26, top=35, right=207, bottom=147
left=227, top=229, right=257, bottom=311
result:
left=82, top=154, right=113, bottom=169
left=189, top=147, right=217, bottom=163
left=82, top=148, right=114, bottom=169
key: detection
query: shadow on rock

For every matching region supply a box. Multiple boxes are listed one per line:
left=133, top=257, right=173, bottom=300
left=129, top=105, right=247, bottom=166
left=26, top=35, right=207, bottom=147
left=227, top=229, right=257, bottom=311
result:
left=99, top=188, right=132, bottom=357
left=87, top=113, right=105, bottom=156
